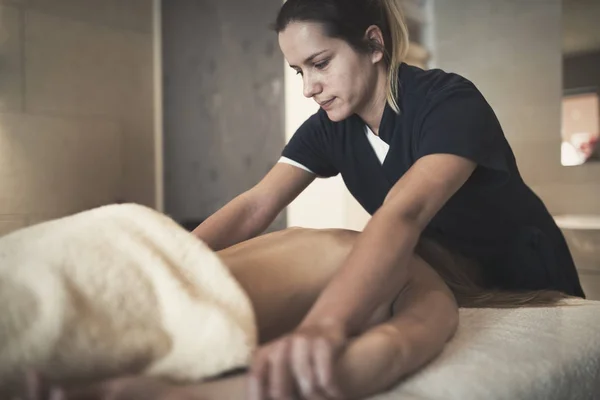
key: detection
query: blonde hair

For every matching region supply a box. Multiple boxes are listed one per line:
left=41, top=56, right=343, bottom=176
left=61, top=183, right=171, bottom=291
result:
left=417, top=238, right=573, bottom=308
left=380, top=0, right=410, bottom=113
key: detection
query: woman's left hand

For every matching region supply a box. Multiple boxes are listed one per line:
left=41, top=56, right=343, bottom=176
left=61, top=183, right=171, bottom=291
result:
left=247, top=321, right=348, bottom=400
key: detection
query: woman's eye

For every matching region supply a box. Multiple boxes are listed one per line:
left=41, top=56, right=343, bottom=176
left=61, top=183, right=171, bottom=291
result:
left=315, top=60, right=329, bottom=69
left=295, top=70, right=303, bottom=76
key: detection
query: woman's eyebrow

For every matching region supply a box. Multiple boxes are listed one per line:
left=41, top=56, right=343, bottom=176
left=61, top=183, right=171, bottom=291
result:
left=289, top=50, right=328, bottom=68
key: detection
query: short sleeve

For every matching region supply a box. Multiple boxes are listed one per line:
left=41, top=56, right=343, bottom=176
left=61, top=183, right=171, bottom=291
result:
left=281, top=110, right=339, bottom=178
left=416, top=84, right=510, bottom=184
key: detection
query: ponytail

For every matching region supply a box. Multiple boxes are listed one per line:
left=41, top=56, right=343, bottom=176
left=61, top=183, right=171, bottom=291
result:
left=380, top=0, right=410, bottom=113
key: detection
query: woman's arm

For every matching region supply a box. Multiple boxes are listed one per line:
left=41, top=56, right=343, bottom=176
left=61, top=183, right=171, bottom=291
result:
left=242, top=154, right=476, bottom=399
left=192, top=163, right=315, bottom=251
left=300, top=153, right=476, bottom=336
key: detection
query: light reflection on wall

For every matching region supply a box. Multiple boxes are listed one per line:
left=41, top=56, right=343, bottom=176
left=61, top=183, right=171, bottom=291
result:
left=561, top=91, right=600, bottom=166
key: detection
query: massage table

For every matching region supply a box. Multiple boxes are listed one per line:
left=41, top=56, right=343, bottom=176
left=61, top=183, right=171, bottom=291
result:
left=370, top=300, right=600, bottom=400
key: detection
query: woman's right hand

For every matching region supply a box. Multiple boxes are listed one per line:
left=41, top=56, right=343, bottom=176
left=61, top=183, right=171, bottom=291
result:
left=18, top=371, right=196, bottom=400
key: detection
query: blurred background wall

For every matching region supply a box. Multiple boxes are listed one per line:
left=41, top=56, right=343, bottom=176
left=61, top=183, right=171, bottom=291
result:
left=0, top=0, right=156, bottom=234
left=161, top=0, right=286, bottom=231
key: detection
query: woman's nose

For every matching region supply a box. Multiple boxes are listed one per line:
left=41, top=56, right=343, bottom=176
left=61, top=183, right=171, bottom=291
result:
left=303, top=74, right=322, bottom=99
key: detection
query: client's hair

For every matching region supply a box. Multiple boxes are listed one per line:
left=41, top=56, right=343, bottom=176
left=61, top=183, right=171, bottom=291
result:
left=416, top=238, right=572, bottom=308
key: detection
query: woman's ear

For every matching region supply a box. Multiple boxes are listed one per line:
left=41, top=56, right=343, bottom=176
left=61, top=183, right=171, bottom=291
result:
left=364, top=25, right=385, bottom=64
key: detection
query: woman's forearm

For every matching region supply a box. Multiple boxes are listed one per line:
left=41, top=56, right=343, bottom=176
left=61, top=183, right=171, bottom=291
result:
left=192, top=191, right=271, bottom=251
left=300, top=208, right=422, bottom=336
left=174, top=333, right=406, bottom=400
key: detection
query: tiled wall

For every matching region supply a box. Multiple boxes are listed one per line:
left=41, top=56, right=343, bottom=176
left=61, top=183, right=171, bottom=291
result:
left=0, top=0, right=155, bottom=236
left=162, top=0, right=286, bottom=231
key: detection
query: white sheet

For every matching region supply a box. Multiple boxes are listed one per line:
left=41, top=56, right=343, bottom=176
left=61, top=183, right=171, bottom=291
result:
left=370, top=300, right=600, bottom=400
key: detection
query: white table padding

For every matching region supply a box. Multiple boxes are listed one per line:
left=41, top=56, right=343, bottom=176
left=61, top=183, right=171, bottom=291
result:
left=370, top=300, right=600, bottom=400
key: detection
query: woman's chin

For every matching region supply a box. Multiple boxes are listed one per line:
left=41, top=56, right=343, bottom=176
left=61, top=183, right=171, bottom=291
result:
left=324, top=107, right=350, bottom=122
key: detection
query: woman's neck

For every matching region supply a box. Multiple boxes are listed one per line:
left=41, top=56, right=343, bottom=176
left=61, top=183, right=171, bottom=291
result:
left=357, top=67, right=388, bottom=136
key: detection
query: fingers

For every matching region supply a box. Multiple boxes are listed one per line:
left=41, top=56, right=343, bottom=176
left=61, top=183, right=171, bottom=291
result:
left=249, top=340, right=296, bottom=400
left=290, top=336, right=315, bottom=397
left=249, top=334, right=344, bottom=400
left=312, top=338, right=343, bottom=399
left=247, top=350, right=268, bottom=400
left=268, top=341, right=296, bottom=399
left=290, top=337, right=331, bottom=400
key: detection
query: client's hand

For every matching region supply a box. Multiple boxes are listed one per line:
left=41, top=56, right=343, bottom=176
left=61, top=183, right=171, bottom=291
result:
left=247, top=321, right=348, bottom=400
left=18, top=371, right=192, bottom=400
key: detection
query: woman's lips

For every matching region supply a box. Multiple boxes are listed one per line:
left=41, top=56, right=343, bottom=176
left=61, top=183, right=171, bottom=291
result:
left=319, top=98, right=335, bottom=110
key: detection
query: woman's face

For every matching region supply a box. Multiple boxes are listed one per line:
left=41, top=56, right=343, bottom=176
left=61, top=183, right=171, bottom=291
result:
left=278, top=21, right=381, bottom=122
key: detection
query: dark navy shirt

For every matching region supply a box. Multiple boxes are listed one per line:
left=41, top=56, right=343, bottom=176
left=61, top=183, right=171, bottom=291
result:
left=281, top=63, right=584, bottom=297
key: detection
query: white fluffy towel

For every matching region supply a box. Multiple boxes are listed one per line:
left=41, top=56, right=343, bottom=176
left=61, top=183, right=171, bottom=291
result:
left=0, top=204, right=258, bottom=395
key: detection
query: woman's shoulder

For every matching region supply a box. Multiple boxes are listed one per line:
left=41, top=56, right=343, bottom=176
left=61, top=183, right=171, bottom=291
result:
left=400, top=63, right=473, bottom=90
left=399, top=63, right=482, bottom=106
